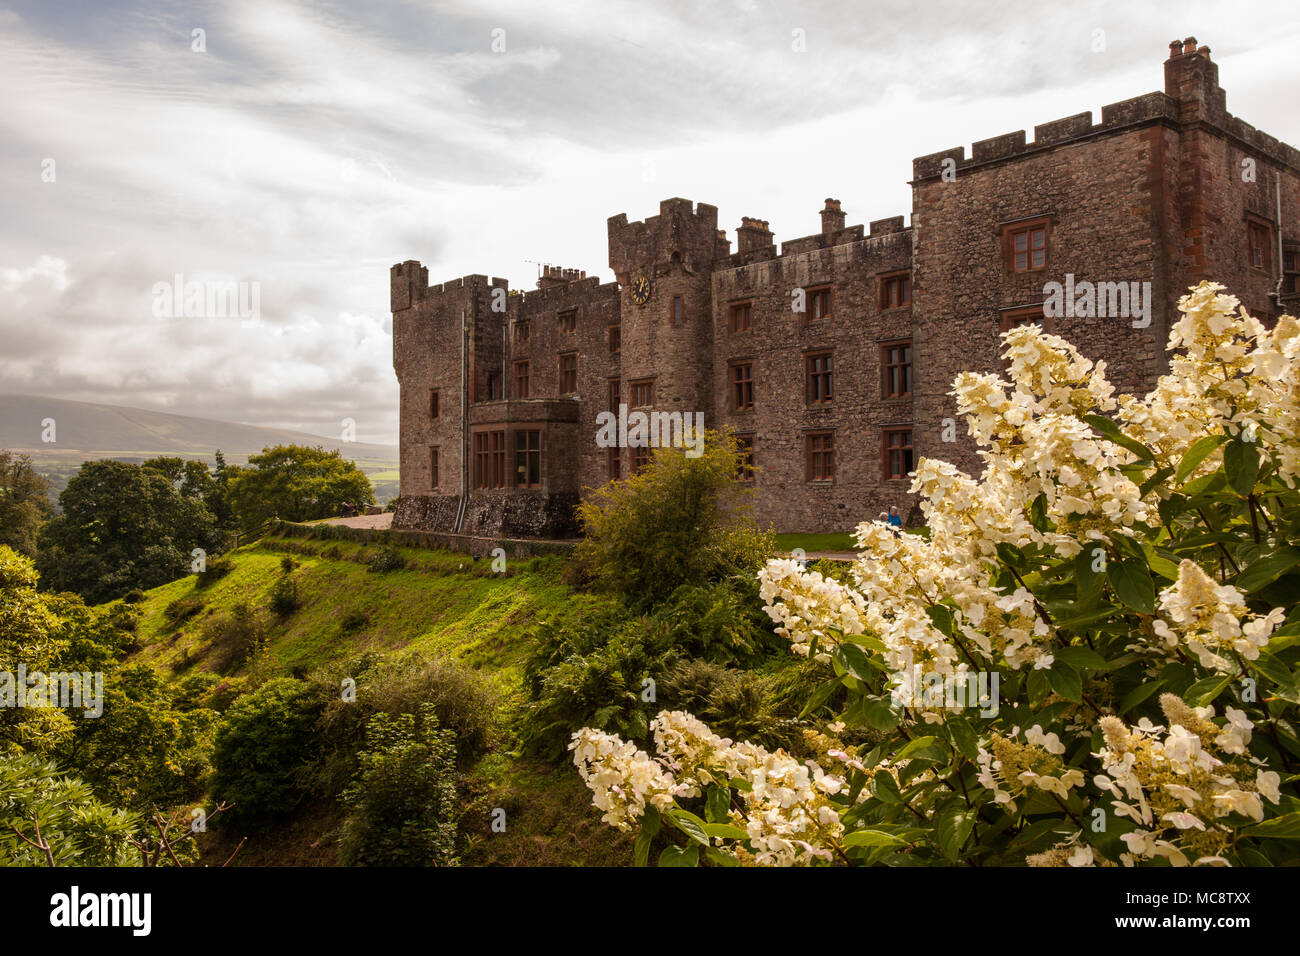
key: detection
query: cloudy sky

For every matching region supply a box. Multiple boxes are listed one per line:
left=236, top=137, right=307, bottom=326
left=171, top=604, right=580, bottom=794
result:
left=2, top=0, right=1298, bottom=445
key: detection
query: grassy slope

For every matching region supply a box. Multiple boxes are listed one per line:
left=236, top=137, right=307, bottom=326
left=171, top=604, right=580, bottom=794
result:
left=126, top=530, right=631, bottom=866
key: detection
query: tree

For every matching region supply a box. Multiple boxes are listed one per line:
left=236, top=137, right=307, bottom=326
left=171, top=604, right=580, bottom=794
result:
left=0, top=755, right=139, bottom=866
left=574, top=431, right=774, bottom=611
left=36, top=460, right=219, bottom=603
left=337, top=705, right=459, bottom=866
left=0, top=451, right=52, bottom=558
left=571, top=282, right=1300, bottom=868
left=226, top=444, right=374, bottom=531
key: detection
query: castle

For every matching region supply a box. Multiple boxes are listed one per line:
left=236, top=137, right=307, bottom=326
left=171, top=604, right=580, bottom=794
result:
left=390, top=39, right=1300, bottom=538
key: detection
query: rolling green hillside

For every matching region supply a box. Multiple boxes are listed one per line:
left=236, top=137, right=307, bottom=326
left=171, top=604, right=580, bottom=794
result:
left=121, top=529, right=630, bottom=867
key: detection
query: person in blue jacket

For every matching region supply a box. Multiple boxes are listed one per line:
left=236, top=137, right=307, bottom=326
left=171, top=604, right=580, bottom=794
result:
left=887, top=506, right=903, bottom=536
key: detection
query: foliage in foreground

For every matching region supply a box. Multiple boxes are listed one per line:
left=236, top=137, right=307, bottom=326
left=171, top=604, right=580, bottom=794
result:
left=572, top=282, right=1300, bottom=867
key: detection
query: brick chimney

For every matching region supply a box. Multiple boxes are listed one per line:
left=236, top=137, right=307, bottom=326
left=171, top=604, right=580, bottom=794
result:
left=820, top=198, right=845, bottom=236
left=736, top=217, right=773, bottom=253
left=1164, top=37, right=1226, bottom=124
left=537, top=265, right=585, bottom=289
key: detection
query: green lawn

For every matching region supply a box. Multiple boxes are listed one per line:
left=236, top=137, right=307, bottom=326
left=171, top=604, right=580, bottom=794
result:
left=773, top=532, right=859, bottom=553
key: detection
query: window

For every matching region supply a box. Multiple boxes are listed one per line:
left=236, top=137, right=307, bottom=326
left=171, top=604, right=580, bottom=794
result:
left=609, top=324, right=621, bottom=353
left=516, top=319, right=530, bottom=344
left=880, top=272, right=912, bottom=310
left=883, top=428, right=914, bottom=481
left=1285, top=248, right=1300, bottom=295
left=514, top=430, right=541, bottom=488
left=429, top=389, right=440, bottom=419
left=430, top=447, right=439, bottom=488
left=1000, top=306, right=1047, bottom=333
left=734, top=434, right=755, bottom=482
left=806, top=432, right=835, bottom=481
left=607, top=446, right=622, bottom=480
left=514, top=360, right=530, bottom=399
left=1004, top=218, right=1049, bottom=272
left=1248, top=218, right=1274, bottom=273
left=672, top=296, right=684, bottom=327
left=731, top=363, right=754, bottom=410
left=631, top=445, right=651, bottom=473
left=729, top=300, right=753, bottom=332
left=882, top=341, right=912, bottom=398
left=630, top=379, right=653, bottom=407
left=559, top=309, right=577, bottom=333
left=473, top=430, right=507, bottom=489
left=808, top=286, right=832, bottom=320
left=806, top=352, right=833, bottom=404
left=608, top=378, right=620, bottom=410
left=560, top=353, right=578, bottom=394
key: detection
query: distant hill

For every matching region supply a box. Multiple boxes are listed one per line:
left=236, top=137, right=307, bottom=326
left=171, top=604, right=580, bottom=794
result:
left=0, top=394, right=397, bottom=463
left=0, top=394, right=400, bottom=504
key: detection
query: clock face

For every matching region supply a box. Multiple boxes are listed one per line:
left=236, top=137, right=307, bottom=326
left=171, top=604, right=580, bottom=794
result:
left=630, top=276, right=651, bottom=305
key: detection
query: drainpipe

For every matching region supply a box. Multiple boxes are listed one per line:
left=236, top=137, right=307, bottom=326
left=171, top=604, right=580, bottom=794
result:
left=1274, top=177, right=1286, bottom=310
left=455, top=308, right=469, bottom=533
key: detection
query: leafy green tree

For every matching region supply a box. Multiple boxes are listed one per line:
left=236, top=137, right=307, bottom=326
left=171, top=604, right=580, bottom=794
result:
left=0, top=754, right=139, bottom=866
left=574, top=431, right=774, bottom=611
left=0, top=451, right=52, bottom=558
left=226, top=444, right=374, bottom=531
left=36, top=460, right=220, bottom=603
left=338, top=705, right=459, bottom=866
left=210, top=677, right=325, bottom=826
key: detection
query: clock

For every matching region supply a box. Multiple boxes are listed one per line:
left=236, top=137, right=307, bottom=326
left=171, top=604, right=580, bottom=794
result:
left=630, top=276, right=651, bottom=305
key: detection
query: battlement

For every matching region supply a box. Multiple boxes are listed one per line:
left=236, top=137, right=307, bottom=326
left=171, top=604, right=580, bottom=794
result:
left=389, top=261, right=512, bottom=312
left=608, top=198, right=721, bottom=279
left=516, top=274, right=620, bottom=308
left=913, top=39, right=1300, bottom=181
left=716, top=202, right=911, bottom=268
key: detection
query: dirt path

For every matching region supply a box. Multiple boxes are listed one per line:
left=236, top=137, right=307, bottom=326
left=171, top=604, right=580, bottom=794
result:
left=315, top=512, right=394, bottom=530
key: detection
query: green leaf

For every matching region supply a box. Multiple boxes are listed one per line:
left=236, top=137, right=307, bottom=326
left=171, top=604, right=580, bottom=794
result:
left=798, top=677, right=840, bottom=719
left=1223, top=438, right=1261, bottom=497
left=842, top=829, right=908, bottom=848
left=935, top=804, right=977, bottom=861
left=633, top=806, right=661, bottom=868
left=1084, top=414, right=1157, bottom=461
left=1045, top=662, right=1083, bottom=703
left=834, top=642, right=883, bottom=682
left=1139, top=466, right=1175, bottom=499
left=1053, top=646, right=1107, bottom=671
left=895, top=735, right=947, bottom=764
left=1108, top=557, right=1155, bottom=614
left=1176, top=434, right=1228, bottom=484
left=704, top=785, right=730, bottom=824
left=869, top=771, right=902, bottom=805
left=945, top=715, right=980, bottom=762
left=1236, top=548, right=1300, bottom=595
left=667, top=809, right=710, bottom=846
left=1143, top=546, right=1182, bottom=582
left=1184, top=674, right=1231, bottom=707
left=1253, top=649, right=1297, bottom=689
left=863, top=698, right=900, bottom=732
left=1240, top=813, right=1300, bottom=840
left=658, top=843, right=700, bottom=867
left=701, top=823, right=748, bottom=841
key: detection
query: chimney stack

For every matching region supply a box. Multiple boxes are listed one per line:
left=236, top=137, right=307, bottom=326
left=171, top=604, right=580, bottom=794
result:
left=736, top=217, right=773, bottom=253
left=820, top=198, right=845, bottom=237
left=537, top=265, right=585, bottom=289
left=1164, top=37, right=1226, bottom=123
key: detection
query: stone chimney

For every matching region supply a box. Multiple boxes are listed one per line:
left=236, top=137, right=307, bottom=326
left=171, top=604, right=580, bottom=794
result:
left=1164, top=37, right=1226, bottom=124
left=537, top=265, right=585, bottom=289
left=736, top=217, right=773, bottom=253
left=820, top=198, right=845, bottom=236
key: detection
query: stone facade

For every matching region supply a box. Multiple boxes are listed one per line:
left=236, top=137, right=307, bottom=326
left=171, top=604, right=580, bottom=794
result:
left=392, top=40, right=1300, bottom=536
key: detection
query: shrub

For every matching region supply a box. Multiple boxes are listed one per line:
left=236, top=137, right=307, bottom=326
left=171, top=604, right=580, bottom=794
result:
left=574, top=431, right=774, bottom=611
left=196, top=556, right=234, bottom=587
left=122, top=588, right=145, bottom=604
left=164, top=596, right=204, bottom=625
left=280, top=555, right=297, bottom=573
left=0, top=755, right=139, bottom=866
left=200, top=603, right=267, bottom=671
left=570, top=282, right=1300, bottom=867
left=269, top=576, right=300, bottom=616
left=337, top=705, right=459, bottom=866
left=210, top=677, right=325, bottom=825
left=339, top=609, right=369, bottom=632
left=367, top=547, right=406, bottom=573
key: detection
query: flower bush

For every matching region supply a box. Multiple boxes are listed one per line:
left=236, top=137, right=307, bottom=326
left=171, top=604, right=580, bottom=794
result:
left=571, top=282, right=1300, bottom=866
